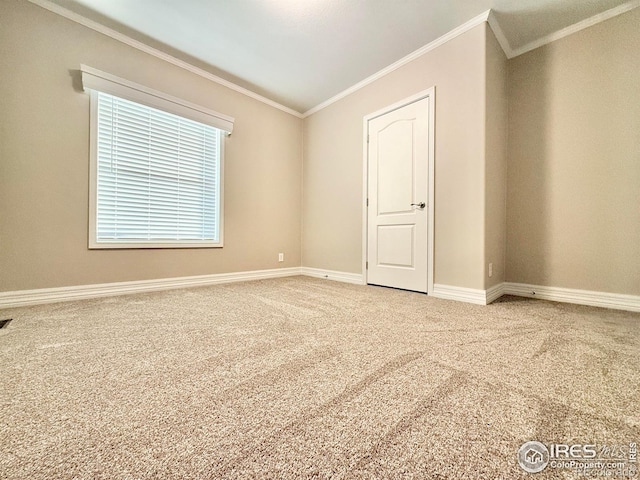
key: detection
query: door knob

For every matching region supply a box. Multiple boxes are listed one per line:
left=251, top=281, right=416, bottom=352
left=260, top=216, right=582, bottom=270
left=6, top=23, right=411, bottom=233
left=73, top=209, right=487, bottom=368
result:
left=411, top=202, right=426, bottom=209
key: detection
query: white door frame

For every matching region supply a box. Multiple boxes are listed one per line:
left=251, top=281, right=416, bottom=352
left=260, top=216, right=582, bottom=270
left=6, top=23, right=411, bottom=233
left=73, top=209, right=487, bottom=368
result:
left=362, top=87, right=435, bottom=293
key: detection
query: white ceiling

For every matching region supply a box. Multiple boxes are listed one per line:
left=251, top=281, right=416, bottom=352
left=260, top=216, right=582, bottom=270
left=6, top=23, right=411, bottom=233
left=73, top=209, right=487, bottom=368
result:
left=46, top=0, right=634, bottom=113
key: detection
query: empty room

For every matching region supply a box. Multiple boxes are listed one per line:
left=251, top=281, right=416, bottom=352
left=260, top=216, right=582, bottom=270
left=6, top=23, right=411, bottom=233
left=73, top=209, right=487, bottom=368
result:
left=1, top=0, right=638, bottom=478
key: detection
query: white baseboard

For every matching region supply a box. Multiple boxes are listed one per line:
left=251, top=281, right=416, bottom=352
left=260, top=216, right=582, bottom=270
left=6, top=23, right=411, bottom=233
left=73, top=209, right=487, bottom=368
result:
left=0, top=267, right=301, bottom=309
left=0, top=267, right=366, bottom=309
left=486, top=283, right=505, bottom=304
left=431, top=280, right=640, bottom=312
left=5, top=271, right=635, bottom=313
left=431, top=282, right=505, bottom=305
left=299, top=267, right=364, bottom=285
left=431, top=284, right=488, bottom=305
left=504, top=282, right=640, bottom=313
left=431, top=281, right=640, bottom=312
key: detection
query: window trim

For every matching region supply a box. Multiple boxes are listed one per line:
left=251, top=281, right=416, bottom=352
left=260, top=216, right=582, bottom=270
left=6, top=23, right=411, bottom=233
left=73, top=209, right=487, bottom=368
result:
left=81, top=65, right=234, bottom=132
left=83, top=66, right=231, bottom=249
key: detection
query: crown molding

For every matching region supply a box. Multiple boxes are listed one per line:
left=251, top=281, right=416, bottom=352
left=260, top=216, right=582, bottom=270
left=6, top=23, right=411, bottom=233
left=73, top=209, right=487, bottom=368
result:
left=487, top=11, right=514, bottom=58
left=302, top=10, right=492, bottom=117
left=302, top=1, right=640, bottom=115
left=27, top=0, right=640, bottom=119
left=26, top=0, right=304, bottom=118
left=509, top=0, right=640, bottom=58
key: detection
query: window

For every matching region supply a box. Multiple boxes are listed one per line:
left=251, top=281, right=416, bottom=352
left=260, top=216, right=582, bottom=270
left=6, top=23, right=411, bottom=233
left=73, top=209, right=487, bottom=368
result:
left=81, top=65, right=234, bottom=248
left=93, top=92, right=222, bottom=247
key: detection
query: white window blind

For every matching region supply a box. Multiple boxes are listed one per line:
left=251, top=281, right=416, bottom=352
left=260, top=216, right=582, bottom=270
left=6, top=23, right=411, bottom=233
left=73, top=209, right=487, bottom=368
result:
left=93, top=91, right=222, bottom=246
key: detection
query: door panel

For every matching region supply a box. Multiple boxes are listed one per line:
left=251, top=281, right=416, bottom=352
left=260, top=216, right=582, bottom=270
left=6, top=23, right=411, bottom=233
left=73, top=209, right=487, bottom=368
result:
left=367, top=97, right=429, bottom=293
left=377, top=120, right=414, bottom=215
left=377, top=225, right=414, bottom=267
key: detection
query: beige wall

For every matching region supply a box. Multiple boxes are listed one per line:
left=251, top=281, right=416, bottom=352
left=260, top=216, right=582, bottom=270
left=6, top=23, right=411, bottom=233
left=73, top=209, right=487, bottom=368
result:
left=3, top=0, right=635, bottom=298
left=507, top=7, right=640, bottom=295
left=484, top=26, right=508, bottom=289
left=0, top=0, right=303, bottom=292
left=303, top=25, right=488, bottom=290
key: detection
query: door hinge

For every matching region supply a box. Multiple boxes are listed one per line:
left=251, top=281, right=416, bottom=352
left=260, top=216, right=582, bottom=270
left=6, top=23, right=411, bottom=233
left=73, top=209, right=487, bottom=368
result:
left=366, top=198, right=369, bottom=207
left=366, top=261, right=368, bottom=269
left=367, top=134, right=370, bottom=143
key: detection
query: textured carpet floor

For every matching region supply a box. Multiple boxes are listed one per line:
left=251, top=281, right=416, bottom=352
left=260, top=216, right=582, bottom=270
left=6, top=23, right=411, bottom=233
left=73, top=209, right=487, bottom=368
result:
left=0, top=276, right=638, bottom=479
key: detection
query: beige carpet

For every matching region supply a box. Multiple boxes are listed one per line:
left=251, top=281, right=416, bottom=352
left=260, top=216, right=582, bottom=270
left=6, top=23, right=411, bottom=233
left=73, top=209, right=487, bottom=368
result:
left=0, top=276, right=638, bottom=479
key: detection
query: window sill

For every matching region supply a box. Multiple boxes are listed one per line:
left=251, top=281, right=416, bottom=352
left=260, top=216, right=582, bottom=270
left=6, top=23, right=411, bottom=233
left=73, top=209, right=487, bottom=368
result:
left=89, top=241, right=223, bottom=249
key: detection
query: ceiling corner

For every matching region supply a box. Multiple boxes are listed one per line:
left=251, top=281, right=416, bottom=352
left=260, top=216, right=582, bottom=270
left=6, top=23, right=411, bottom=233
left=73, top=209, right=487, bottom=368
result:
left=487, top=10, right=515, bottom=59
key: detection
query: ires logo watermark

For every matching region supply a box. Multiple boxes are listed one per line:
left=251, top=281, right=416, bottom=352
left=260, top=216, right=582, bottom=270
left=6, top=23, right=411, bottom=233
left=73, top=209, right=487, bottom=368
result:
left=518, top=441, right=550, bottom=473
left=518, top=441, right=637, bottom=477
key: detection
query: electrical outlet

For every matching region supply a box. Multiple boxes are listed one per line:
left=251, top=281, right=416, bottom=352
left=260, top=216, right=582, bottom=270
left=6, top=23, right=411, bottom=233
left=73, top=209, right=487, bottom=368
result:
left=488, top=262, right=493, bottom=278
left=278, top=253, right=284, bottom=262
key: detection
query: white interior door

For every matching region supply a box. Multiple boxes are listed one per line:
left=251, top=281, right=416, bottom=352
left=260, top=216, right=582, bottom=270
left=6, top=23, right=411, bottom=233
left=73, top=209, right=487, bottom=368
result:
left=367, top=97, right=430, bottom=293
